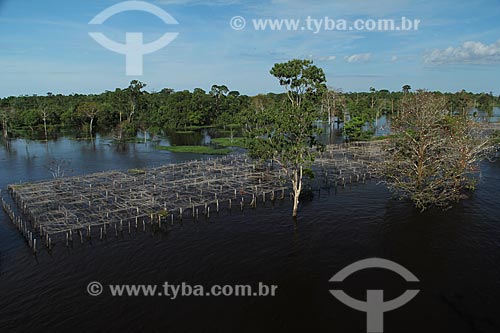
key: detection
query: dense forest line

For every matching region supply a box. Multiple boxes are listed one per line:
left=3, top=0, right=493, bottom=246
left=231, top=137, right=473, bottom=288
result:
left=1, top=79, right=499, bottom=141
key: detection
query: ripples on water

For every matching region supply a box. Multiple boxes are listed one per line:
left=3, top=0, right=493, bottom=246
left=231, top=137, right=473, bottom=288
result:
left=1, top=139, right=500, bottom=332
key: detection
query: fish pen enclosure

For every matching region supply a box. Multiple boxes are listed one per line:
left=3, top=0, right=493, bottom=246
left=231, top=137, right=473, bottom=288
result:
left=1, top=141, right=385, bottom=253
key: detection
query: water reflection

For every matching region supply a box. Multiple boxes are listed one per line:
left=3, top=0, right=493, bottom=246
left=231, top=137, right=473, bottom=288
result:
left=374, top=114, right=392, bottom=137
left=315, top=121, right=344, bottom=145
left=370, top=106, right=499, bottom=140
left=0, top=136, right=204, bottom=186
left=163, top=129, right=208, bottom=146
left=471, top=106, right=500, bottom=123
left=1, top=117, right=500, bottom=332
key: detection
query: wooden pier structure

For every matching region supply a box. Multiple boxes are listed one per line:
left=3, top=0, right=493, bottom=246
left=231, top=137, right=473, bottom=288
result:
left=1, top=141, right=384, bottom=252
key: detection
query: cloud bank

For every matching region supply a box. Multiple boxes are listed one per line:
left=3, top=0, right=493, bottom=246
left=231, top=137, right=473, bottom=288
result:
left=424, top=39, right=500, bottom=65
left=344, top=53, right=371, bottom=63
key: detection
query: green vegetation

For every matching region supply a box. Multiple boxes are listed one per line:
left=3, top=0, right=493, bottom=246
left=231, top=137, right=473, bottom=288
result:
left=211, top=137, right=247, bottom=148
left=369, top=135, right=392, bottom=141
left=0, top=81, right=251, bottom=142
left=174, top=130, right=195, bottom=134
left=1, top=78, right=498, bottom=143
left=243, top=59, right=326, bottom=217
left=1, top=58, right=499, bottom=215
left=344, top=116, right=373, bottom=141
left=128, top=168, right=147, bottom=175
left=156, top=145, right=231, bottom=155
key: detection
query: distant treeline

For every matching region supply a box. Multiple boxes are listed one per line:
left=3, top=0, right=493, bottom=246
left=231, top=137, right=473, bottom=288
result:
left=0, top=80, right=499, bottom=140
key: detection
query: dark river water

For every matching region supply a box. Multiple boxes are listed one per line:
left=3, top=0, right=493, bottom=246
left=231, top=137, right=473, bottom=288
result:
left=1, top=134, right=500, bottom=333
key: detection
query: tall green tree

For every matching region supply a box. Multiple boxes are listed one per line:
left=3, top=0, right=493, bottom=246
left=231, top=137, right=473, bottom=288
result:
left=244, top=59, right=326, bottom=217
left=209, top=84, right=229, bottom=123
left=127, top=80, right=146, bottom=123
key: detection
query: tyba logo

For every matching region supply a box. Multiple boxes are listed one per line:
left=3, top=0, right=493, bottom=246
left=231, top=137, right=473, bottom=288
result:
left=329, top=258, right=420, bottom=333
left=89, top=1, right=179, bottom=75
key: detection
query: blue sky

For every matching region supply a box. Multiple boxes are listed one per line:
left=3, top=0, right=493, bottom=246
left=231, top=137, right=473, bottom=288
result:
left=1, top=0, right=499, bottom=97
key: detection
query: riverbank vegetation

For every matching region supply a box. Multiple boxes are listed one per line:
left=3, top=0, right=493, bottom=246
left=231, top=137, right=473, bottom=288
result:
left=1, top=60, right=500, bottom=214
left=156, top=145, right=231, bottom=155
left=1, top=79, right=499, bottom=143
left=211, top=137, right=247, bottom=148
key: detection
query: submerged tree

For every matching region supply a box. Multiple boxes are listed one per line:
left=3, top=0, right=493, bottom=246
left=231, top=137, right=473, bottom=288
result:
left=322, top=87, right=343, bottom=126
left=39, top=104, right=50, bottom=141
left=244, top=59, right=326, bottom=217
left=382, top=90, right=495, bottom=211
left=47, top=158, right=72, bottom=178
left=344, top=116, right=368, bottom=141
left=0, top=106, right=12, bottom=140
left=77, top=101, right=100, bottom=137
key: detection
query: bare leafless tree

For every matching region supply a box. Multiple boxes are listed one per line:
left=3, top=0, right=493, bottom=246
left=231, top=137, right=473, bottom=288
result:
left=39, top=107, right=49, bottom=141
left=47, top=158, right=72, bottom=178
left=381, top=90, right=495, bottom=211
left=322, top=87, right=343, bottom=126
left=77, top=102, right=100, bottom=137
left=0, top=107, right=12, bottom=140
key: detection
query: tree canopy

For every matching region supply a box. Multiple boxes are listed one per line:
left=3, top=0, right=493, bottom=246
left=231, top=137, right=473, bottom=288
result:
left=381, top=91, right=496, bottom=211
left=244, top=59, right=327, bottom=217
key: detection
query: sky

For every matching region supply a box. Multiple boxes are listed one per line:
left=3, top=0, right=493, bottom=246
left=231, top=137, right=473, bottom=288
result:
left=0, top=0, right=499, bottom=97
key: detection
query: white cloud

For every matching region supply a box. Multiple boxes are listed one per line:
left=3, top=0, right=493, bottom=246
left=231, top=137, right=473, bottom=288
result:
left=317, top=55, right=336, bottom=61
left=424, top=39, right=500, bottom=65
left=391, top=55, right=398, bottom=62
left=344, top=53, right=371, bottom=63
left=305, top=55, right=336, bottom=61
